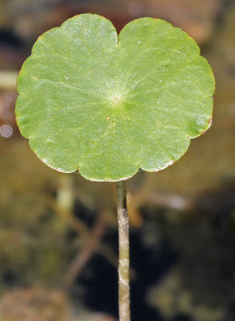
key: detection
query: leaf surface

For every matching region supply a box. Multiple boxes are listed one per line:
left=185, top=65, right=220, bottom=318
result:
left=16, top=14, right=215, bottom=181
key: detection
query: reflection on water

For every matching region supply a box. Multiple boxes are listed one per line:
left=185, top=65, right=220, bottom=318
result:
left=0, top=124, right=13, bottom=137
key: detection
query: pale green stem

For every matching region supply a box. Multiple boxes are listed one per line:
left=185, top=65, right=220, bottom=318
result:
left=116, top=180, right=130, bottom=321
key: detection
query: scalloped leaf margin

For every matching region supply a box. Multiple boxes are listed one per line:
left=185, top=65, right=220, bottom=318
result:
left=16, top=14, right=215, bottom=182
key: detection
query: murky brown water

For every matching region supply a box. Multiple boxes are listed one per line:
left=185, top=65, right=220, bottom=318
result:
left=0, top=1, right=235, bottom=320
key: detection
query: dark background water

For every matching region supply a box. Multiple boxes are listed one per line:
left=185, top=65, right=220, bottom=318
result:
left=0, top=0, right=235, bottom=320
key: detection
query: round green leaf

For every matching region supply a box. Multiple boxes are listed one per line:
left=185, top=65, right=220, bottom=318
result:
left=15, top=14, right=215, bottom=182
